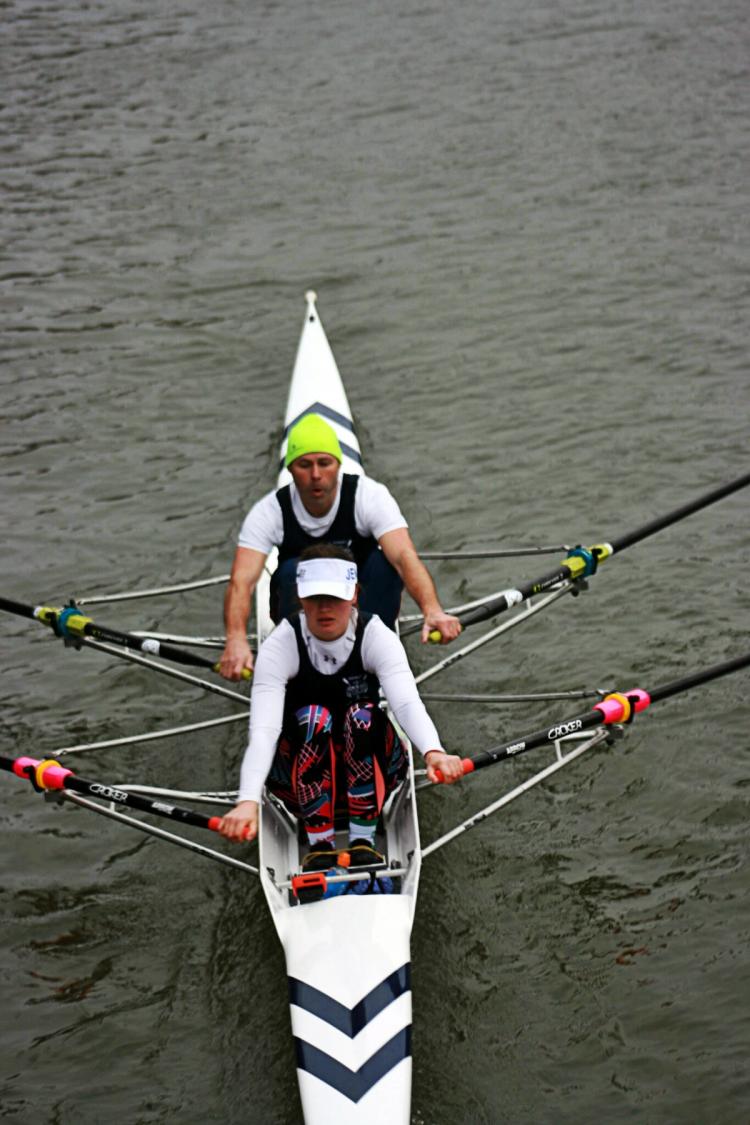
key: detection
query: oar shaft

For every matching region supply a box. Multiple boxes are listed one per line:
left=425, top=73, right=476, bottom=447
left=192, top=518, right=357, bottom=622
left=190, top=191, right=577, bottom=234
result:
left=0, top=595, right=250, bottom=679
left=81, top=618, right=216, bottom=672
left=610, top=470, right=750, bottom=554
left=0, top=595, right=37, bottom=621
left=0, top=754, right=222, bottom=833
left=446, top=471, right=750, bottom=633
left=461, top=649, right=750, bottom=777
left=647, top=650, right=750, bottom=705
left=471, top=708, right=598, bottom=770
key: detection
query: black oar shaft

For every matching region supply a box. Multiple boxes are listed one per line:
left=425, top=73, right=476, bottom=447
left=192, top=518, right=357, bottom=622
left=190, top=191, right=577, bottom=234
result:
left=457, top=568, right=568, bottom=628
left=452, top=471, right=750, bottom=632
left=610, top=470, right=750, bottom=554
left=0, top=595, right=37, bottom=621
left=0, top=754, right=222, bottom=833
left=467, top=650, right=750, bottom=775
left=0, top=595, right=242, bottom=678
left=82, top=619, right=213, bottom=671
left=471, top=708, right=597, bottom=770
left=647, top=650, right=750, bottom=705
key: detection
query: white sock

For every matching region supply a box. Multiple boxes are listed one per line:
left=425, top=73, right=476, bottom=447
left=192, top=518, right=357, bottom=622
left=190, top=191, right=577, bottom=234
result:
left=349, top=822, right=376, bottom=845
left=307, top=829, right=334, bottom=846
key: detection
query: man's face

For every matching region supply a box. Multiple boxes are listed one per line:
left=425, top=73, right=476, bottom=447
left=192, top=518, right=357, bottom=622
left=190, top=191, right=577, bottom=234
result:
left=289, top=453, right=340, bottom=516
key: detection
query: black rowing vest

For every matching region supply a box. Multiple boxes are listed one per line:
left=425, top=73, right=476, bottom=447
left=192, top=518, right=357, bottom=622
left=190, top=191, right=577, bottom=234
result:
left=276, top=474, right=377, bottom=568
left=283, top=611, right=381, bottom=736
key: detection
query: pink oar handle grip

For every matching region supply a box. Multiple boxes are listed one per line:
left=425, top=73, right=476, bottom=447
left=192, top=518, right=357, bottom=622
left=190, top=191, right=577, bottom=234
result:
left=593, top=688, right=651, bottom=724
left=13, top=756, right=72, bottom=789
left=12, top=756, right=41, bottom=779
left=433, top=758, right=475, bottom=783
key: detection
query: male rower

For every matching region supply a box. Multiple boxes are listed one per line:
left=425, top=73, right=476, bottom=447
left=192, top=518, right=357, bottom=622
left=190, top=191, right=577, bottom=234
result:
left=219, top=412, right=461, bottom=679
left=217, top=545, right=464, bottom=864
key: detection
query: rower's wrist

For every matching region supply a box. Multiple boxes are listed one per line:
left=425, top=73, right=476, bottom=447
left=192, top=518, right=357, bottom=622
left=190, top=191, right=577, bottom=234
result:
left=226, top=631, right=250, bottom=644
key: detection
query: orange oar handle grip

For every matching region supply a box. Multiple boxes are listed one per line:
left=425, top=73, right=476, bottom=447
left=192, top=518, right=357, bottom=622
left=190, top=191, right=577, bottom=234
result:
left=207, top=815, right=253, bottom=840
left=433, top=758, right=475, bottom=783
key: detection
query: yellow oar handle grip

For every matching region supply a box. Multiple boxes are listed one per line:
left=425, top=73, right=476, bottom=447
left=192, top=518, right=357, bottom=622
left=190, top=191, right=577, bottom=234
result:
left=428, top=630, right=442, bottom=644
left=212, top=663, right=253, bottom=680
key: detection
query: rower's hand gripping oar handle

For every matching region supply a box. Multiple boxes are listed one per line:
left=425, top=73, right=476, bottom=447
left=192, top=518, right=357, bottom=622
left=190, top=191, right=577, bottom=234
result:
left=427, top=545, right=613, bottom=644
left=432, top=759, right=475, bottom=783
left=212, top=663, right=252, bottom=680
left=206, top=815, right=253, bottom=840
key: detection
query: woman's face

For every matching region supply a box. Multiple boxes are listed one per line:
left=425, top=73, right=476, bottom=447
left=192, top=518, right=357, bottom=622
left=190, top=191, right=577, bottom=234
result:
left=299, top=593, right=355, bottom=641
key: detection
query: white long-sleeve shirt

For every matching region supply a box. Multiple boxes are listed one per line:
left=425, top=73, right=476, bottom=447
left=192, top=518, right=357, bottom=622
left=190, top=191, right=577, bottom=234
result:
left=238, top=611, right=443, bottom=802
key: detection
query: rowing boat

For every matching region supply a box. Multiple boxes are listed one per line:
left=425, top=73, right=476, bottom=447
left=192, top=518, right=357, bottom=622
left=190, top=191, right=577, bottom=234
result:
left=256, top=291, right=419, bottom=1122
left=1, top=292, right=749, bottom=1123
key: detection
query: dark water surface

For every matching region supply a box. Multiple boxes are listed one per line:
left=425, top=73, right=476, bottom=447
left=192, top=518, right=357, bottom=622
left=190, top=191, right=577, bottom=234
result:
left=2, top=1, right=749, bottom=1122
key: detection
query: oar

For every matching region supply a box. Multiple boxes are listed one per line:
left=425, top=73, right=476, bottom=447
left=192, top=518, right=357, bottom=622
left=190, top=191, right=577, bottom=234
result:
left=408, top=470, right=750, bottom=641
left=0, top=595, right=250, bottom=679
left=0, top=753, right=231, bottom=834
left=435, top=650, right=750, bottom=781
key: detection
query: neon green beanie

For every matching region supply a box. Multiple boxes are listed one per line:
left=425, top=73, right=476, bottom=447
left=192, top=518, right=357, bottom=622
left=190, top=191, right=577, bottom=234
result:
left=284, top=413, right=343, bottom=467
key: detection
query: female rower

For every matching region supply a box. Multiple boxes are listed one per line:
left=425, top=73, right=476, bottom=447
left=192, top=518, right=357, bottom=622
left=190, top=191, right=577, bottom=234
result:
left=217, top=543, right=463, bottom=868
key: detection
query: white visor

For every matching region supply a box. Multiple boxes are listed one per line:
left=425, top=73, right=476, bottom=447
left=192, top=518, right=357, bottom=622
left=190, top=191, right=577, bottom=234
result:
left=296, top=557, right=358, bottom=600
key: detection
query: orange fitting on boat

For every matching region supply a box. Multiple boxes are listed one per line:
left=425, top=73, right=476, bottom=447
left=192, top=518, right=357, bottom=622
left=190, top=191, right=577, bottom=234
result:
left=292, top=871, right=328, bottom=903
left=34, top=759, right=73, bottom=790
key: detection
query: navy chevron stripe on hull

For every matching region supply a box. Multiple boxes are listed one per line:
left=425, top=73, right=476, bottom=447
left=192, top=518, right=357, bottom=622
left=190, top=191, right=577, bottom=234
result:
left=295, top=1027, right=411, bottom=1103
left=289, top=964, right=410, bottom=1037
left=284, top=402, right=357, bottom=437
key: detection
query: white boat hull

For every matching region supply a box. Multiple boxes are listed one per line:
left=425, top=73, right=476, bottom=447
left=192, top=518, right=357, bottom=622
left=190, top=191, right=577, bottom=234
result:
left=255, top=292, right=420, bottom=1123
left=280, top=896, right=412, bottom=1123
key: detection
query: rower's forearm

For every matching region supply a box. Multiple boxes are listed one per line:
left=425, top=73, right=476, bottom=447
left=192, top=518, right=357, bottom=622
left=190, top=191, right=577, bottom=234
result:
left=398, top=554, right=442, bottom=616
left=224, top=579, right=255, bottom=639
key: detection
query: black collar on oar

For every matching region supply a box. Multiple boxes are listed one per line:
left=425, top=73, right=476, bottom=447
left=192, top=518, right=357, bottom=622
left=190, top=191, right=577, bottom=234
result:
left=407, top=470, right=750, bottom=641
left=0, top=595, right=250, bottom=680
left=435, top=650, right=750, bottom=781
left=0, top=753, right=231, bottom=834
